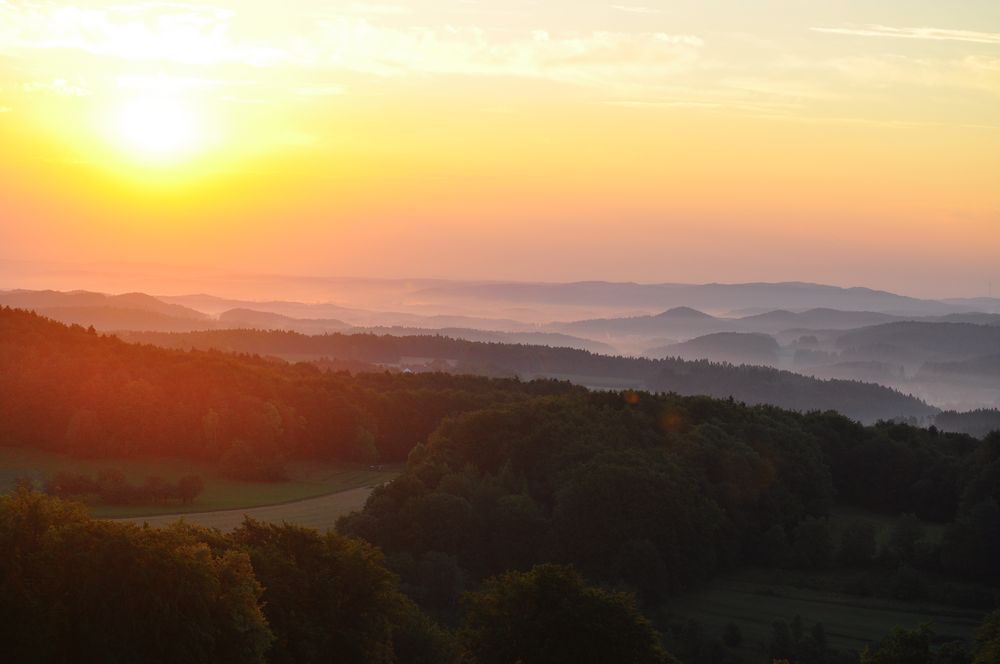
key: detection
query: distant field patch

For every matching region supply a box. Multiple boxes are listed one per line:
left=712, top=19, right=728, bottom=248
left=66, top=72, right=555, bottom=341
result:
left=521, top=372, right=645, bottom=391
left=663, top=571, right=984, bottom=660
left=828, top=505, right=947, bottom=546
left=0, top=446, right=398, bottom=518
left=110, top=487, right=374, bottom=532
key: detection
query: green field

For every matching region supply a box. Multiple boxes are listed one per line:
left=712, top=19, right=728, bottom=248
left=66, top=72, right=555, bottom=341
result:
left=662, top=570, right=985, bottom=661
left=0, top=446, right=399, bottom=518
left=521, top=372, right=646, bottom=391
left=110, top=487, right=375, bottom=532
left=828, top=505, right=948, bottom=546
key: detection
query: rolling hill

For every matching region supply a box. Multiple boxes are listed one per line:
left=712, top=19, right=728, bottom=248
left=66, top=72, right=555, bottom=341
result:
left=122, top=326, right=937, bottom=423
left=414, top=281, right=966, bottom=316
left=836, top=322, right=1000, bottom=363
left=645, top=332, right=781, bottom=366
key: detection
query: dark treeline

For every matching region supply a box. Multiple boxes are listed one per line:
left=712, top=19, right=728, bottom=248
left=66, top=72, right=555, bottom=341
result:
left=836, top=322, right=1000, bottom=362
left=45, top=469, right=204, bottom=505
left=935, top=409, right=1000, bottom=440
left=339, top=391, right=1000, bottom=622
left=0, top=308, right=580, bottom=478
left=6, top=489, right=998, bottom=664
left=0, top=489, right=677, bottom=663
left=123, top=326, right=937, bottom=423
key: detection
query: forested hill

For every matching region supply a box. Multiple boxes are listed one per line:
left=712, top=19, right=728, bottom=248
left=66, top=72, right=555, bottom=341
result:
left=0, top=307, right=580, bottom=474
left=123, top=327, right=936, bottom=423
left=339, top=389, right=998, bottom=623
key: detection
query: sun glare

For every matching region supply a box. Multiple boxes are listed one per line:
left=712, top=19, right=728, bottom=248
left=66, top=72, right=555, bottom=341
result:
left=113, top=96, right=202, bottom=161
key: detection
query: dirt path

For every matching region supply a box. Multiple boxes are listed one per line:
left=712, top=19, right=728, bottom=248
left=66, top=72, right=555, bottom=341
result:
left=110, top=486, right=373, bottom=532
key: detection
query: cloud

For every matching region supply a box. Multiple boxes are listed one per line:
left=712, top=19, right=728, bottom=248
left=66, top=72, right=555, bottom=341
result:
left=0, top=3, right=703, bottom=91
left=293, top=85, right=346, bottom=97
left=610, top=5, right=664, bottom=15
left=823, top=54, right=1000, bottom=96
left=347, top=3, right=410, bottom=16
left=315, top=20, right=703, bottom=85
left=811, top=25, right=1000, bottom=45
left=0, top=2, right=294, bottom=66
left=22, top=78, right=90, bottom=96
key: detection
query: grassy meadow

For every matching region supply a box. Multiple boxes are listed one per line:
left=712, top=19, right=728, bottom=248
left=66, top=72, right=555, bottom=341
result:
left=663, top=570, right=985, bottom=661
left=0, top=446, right=399, bottom=519
left=110, top=487, right=376, bottom=532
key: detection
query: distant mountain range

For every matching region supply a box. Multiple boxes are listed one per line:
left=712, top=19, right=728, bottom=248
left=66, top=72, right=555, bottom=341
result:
left=0, top=289, right=206, bottom=320
left=0, top=290, right=211, bottom=332
left=414, top=281, right=970, bottom=316
left=918, top=355, right=1000, bottom=381
left=835, top=322, right=1000, bottom=364
left=122, top=327, right=937, bottom=424
left=646, top=332, right=780, bottom=365
left=551, top=306, right=1000, bottom=345
left=219, top=308, right=352, bottom=334
left=5, top=285, right=995, bottom=415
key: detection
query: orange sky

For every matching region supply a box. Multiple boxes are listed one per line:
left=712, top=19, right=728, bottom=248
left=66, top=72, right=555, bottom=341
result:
left=1, top=0, right=998, bottom=297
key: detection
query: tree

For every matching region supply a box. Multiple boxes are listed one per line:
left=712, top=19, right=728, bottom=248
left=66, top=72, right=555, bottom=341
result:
left=885, top=513, right=924, bottom=563
left=792, top=517, right=833, bottom=569
left=723, top=622, right=742, bottom=648
left=96, top=468, right=132, bottom=504
left=861, top=624, right=933, bottom=664
left=792, top=614, right=805, bottom=643
left=389, top=597, right=462, bottom=664
left=936, top=640, right=971, bottom=664
left=45, top=471, right=97, bottom=497
left=230, top=519, right=411, bottom=664
left=973, top=610, right=1000, bottom=664
left=759, top=524, right=792, bottom=567
left=941, top=500, right=1000, bottom=583
left=0, top=489, right=272, bottom=663
left=353, top=426, right=380, bottom=464
left=220, top=439, right=287, bottom=481
left=771, top=620, right=794, bottom=661
left=176, top=475, right=205, bottom=504
left=142, top=475, right=171, bottom=503
left=65, top=408, right=103, bottom=455
left=839, top=519, right=877, bottom=566
left=613, top=539, right=669, bottom=606
left=461, top=564, right=677, bottom=664
left=890, top=564, right=927, bottom=601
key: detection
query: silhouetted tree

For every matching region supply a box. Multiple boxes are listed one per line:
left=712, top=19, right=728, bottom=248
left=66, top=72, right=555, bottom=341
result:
left=861, top=624, right=933, bottom=664
left=176, top=475, right=205, bottom=504
left=461, top=564, right=677, bottom=664
left=973, top=610, right=1000, bottom=664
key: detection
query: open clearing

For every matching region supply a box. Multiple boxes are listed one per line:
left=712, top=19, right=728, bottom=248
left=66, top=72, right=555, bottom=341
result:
left=664, top=571, right=985, bottom=660
left=0, top=446, right=398, bottom=519
left=110, top=487, right=374, bottom=531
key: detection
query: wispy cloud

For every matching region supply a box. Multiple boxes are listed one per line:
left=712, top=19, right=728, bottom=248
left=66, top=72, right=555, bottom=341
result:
left=0, top=3, right=703, bottom=90
left=823, top=54, right=1000, bottom=96
left=314, top=22, right=704, bottom=84
left=347, top=3, right=411, bottom=16
left=293, top=85, right=346, bottom=97
left=811, top=25, right=1000, bottom=45
left=22, top=78, right=90, bottom=96
left=610, top=5, right=663, bottom=15
left=0, top=2, right=292, bottom=66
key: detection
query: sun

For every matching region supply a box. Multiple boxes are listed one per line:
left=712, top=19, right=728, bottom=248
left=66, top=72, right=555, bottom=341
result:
left=113, top=96, right=202, bottom=161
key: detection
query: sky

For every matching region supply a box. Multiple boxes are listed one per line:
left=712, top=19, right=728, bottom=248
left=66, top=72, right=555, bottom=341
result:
left=1, top=0, right=998, bottom=298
